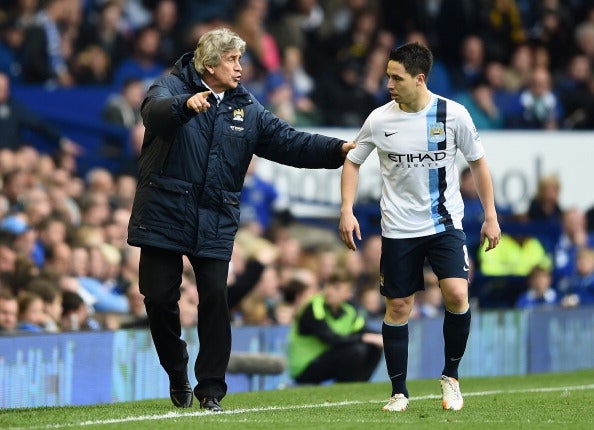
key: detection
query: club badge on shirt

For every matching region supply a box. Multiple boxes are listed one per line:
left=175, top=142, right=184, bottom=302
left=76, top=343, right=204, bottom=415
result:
left=428, top=122, right=445, bottom=143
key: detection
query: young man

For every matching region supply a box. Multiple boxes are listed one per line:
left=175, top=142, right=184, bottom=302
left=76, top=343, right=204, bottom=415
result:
left=127, top=27, right=354, bottom=411
left=288, top=270, right=383, bottom=385
left=339, top=42, right=501, bottom=412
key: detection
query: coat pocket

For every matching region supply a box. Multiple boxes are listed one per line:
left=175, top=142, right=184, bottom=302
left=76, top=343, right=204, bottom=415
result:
left=139, top=173, right=192, bottom=231
left=218, top=190, right=241, bottom=240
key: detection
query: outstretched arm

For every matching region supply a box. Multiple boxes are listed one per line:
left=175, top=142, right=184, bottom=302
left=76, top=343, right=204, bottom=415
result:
left=339, top=159, right=362, bottom=250
left=468, top=156, right=501, bottom=252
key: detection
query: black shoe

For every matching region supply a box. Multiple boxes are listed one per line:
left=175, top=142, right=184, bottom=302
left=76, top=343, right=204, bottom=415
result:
left=199, top=397, right=222, bottom=412
left=170, top=383, right=193, bottom=408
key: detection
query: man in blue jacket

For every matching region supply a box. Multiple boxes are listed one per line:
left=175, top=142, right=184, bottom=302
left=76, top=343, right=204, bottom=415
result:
left=127, top=27, right=355, bottom=411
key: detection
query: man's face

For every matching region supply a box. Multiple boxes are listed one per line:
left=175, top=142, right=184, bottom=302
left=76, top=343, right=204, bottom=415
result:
left=0, top=298, right=18, bottom=331
left=386, top=60, right=422, bottom=107
left=208, top=49, right=243, bottom=93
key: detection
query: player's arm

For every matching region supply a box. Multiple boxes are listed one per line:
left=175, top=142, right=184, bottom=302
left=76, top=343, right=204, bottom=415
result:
left=339, top=159, right=362, bottom=250
left=468, top=156, right=501, bottom=252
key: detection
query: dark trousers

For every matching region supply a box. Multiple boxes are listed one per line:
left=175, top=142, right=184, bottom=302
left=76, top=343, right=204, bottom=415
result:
left=139, top=246, right=231, bottom=400
left=295, top=342, right=383, bottom=384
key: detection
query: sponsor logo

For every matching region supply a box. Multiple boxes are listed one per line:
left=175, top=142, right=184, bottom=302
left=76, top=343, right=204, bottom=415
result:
left=229, top=125, right=244, bottom=132
left=384, top=130, right=398, bottom=137
left=387, top=152, right=447, bottom=163
left=463, top=265, right=470, bottom=272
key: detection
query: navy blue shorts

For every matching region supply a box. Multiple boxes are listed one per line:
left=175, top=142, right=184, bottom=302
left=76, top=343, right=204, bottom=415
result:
left=380, top=230, right=469, bottom=299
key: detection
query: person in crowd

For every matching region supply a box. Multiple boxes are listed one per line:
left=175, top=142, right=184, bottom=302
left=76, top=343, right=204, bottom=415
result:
left=0, top=72, right=80, bottom=153
left=0, top=288, right=19, bottom=333
left=478, top=232, right=551, bottom=277
left=515, top=265, right=559, bottom=309
left=75, top=1, right=131, bottom=74
left=126, top=27, right=355, bottom=411
left=560, top=247, right=594, bottom=307
left=287, top=269, right=383, bottom=384
left=60, top=290, right=102, bottom=331
left=507, top=66, right=562, bottom=129
left=101, top=77, right=145, bottom=165
left=448, top=35, right=486, bottom=93
left=16, top=290, right=47, bottom=332
left=25, top=277, right=63, bottom=332
left=19, top=0, right=78, bottom=86
left=526, top=175, right=563, bottom=225
left=112, top=24, right=166, bottom=91
left=339, top=42, right=501, bottom=412
left=453, top=79, right=505, bottom=130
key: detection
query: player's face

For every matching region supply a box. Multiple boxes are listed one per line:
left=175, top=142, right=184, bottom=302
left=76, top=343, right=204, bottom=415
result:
left=208, top=49, right=243, bottom=93
left=386, top=60, right=424, bottom=110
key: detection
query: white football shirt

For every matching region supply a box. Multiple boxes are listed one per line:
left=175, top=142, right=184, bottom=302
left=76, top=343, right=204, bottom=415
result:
left=347, top=93, right=485, bottom=238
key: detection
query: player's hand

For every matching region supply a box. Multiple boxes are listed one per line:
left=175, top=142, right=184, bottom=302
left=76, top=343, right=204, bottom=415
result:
left=339, top=211, right=361, bottom=250
left=186, top=90, right=212, bottom=113
left=480, top=217, right=501, bottom=252
left=341, top=141, right=356, bottom=157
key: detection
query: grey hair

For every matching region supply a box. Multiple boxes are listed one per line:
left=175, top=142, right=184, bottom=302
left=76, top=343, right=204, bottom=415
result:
left=194, top=28, right=246, bottom=75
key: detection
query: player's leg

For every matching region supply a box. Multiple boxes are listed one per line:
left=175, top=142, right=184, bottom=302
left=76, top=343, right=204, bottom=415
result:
left=427, top=230, right=470, bottom=410
left=380, top=236, right=427, bottom=411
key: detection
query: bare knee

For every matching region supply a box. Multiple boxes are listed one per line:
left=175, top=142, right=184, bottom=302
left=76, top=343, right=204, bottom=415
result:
left=384, top=296, right=414, bottom=324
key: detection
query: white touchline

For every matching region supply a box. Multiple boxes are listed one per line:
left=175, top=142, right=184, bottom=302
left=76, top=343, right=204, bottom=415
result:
left=10, top=383, right=594, bottom=430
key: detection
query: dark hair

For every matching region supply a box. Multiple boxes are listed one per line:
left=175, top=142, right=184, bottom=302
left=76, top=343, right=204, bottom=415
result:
left=389, top=42, right=433, bottom=78
left=326, top=269, right=355, bottom=286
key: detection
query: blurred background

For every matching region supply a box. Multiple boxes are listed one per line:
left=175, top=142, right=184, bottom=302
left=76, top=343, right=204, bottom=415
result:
left=1, top=0, right=594, bottom=408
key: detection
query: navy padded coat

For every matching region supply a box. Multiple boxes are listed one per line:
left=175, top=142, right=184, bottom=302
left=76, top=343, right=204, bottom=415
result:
left=127, top=52, right=347, bottom=260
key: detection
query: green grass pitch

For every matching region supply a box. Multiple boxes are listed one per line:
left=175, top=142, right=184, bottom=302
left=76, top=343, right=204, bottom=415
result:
left=2, top=369, right=593, bottom=430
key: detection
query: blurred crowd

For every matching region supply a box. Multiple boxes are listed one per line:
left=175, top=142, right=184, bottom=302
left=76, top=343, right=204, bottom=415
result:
left=2, top=0, right=594, bottom=336
left=1, top=0, right=594, bottom=130
left=1, top=143, right=593, bottom=336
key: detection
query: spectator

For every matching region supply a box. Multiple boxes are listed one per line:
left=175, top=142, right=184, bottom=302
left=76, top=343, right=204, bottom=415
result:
left=25, top=277, right=62, bottom=332
left=60, top=290, right=101, bottom=331
left=557, top=54, right=594, bottom=129
left=287, top=269, right=383, bottom=384
left=526, top=175, right=563, bottom=225
left=560, top=247, right=594, bottom=307
left=554, top=208, right=594, bottom=292
left=453, top=79, right=505, bottom=130
left=479, top=0, right=526, bottom=64
left=112, top=25, right=166, bottom=91
left=76, top=1, right=131, bottom=73
left=0, top=214, right=41, bottom=267
left=70, top=44, right=112, bottom=85
left=515, top=264, right=558, bottom=309
left=233, top=0, right=281, bottom=73
left=150, top=0, right=182, bottom=67
left=482, top=61, right=520, bottom=121
left=0, top=17, right=25, bottom=81
left=314, top=55, right=377, bottom=127
left=449, top=35, right=486, bottom=93
left=478, top=232, right=551, bottom=277
left=16, top=290, right=46, bottom=332
left=527, top=1, right=573, bottom=71
left=0, top=72, right=80, bottom=152
left=0, top=288, right=18, bottom=333
left=20, top=0, right=77, bottom=86
left=503, top=43, right=534, bottom=92
left=508, top=66, right=562, bottom=129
